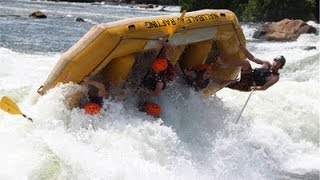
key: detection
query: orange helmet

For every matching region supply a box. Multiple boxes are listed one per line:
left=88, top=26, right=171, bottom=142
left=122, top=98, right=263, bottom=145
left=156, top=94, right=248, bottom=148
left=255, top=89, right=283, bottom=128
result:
left=143, top=102, right=161, bottom=117
left=152, top=58, right=168, bottom=72
left=84, top=102, right=101, bottom=115
left=196, top=64, right=212, bottom=71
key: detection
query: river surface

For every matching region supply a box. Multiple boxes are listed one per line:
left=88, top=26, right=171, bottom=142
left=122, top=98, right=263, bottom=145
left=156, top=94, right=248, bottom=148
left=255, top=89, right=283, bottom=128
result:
left=0, top=0, right=319, bottom=179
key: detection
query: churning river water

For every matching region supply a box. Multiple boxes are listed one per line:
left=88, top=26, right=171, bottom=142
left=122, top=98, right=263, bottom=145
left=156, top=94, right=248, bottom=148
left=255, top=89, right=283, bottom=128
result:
left=0, top=0, right=319, bottom=179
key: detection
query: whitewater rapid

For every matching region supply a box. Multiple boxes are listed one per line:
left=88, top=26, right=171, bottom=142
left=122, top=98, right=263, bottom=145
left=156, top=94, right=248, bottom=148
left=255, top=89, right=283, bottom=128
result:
left=0, top=1, right=319, bottom=179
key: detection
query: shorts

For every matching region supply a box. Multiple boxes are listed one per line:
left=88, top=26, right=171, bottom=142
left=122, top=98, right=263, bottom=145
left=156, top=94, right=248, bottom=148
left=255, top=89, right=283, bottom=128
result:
left=227, top=72, right=253, bottom=92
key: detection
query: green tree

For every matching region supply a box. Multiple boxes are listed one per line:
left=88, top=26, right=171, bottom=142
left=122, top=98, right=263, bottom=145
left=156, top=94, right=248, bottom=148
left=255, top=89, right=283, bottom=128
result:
left=179, top=0, right=247, bottom=17
left=160, top=0, right=179, bottom=5
left=134, top=0, right=178, bottom=5
left=179, top=0, right=318, bottom=22
left=242, top=0, right=316, bottom=22
left=179, top=0, right=226, bottom=12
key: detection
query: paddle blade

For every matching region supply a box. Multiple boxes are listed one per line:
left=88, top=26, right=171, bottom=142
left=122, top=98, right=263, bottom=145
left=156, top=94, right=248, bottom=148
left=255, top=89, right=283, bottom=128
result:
left=0, top=96, right=22, bottom=115
left=168, top=10, right=186, bottom=40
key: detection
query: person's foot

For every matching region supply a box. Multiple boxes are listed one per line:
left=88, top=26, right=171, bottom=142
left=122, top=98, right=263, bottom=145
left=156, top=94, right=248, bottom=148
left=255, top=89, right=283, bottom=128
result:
left=212, top=79, right=238, bottom=88
left=221, top=79, right=238, bottom=87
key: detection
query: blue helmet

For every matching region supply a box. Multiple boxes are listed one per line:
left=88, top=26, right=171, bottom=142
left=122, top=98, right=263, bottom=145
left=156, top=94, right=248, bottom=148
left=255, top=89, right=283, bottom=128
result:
left=274, top=55, right=286, bottom=68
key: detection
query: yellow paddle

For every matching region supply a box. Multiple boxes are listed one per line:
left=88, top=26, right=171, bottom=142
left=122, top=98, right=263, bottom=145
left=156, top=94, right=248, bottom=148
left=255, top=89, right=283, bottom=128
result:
left=0, top=96, right=33, bottom=122
left=157, top=10, right=186, bottom=58
left=168, top=10, right=186, bottom=40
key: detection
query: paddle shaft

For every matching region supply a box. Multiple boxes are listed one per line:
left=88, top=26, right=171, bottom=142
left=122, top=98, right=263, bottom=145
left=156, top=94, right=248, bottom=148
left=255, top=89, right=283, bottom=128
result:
left=0, top=96, right=33, bottom=122
left=235, top=90, right=254, bottom=124
left=156, top=10, right=186, bottom=58
left=22, top=114, right=33, bottom=122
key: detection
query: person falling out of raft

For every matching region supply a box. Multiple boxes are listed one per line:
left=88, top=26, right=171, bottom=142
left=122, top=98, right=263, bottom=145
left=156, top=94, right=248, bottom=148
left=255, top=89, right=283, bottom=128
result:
left=219, top=44, right=286, bottom=91
left=140, top=58, right=175, bottom=96
left=139, top=38, right=175, bottom=117
left=183, top=64, right=214, bottom=91
left=80, top=77, right=107, bottom=115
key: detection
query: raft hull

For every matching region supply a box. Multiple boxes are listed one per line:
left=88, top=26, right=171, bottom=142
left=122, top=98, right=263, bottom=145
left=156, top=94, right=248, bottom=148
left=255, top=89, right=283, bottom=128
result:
left=38, top=9, right=246, bottom=96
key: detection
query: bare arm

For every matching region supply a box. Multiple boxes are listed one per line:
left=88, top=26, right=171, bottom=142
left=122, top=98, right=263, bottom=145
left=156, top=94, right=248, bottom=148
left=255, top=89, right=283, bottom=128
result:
left=82, top=77, right=107, bottom=97
left=158, top=38, right=173, bottom=59
left=146, top=81, right=164, bottom=96
left=252, top=76, right=279, bottom=91
left=240, top=44, right=271, bottom=66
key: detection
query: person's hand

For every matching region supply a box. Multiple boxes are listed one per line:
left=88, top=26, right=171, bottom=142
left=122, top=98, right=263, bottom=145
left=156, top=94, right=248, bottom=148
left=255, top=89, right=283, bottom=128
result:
left=81, top=77, right=90, bottom=85
left=158, top=37, right=169, bottom=47
left=83, top=77, right=90, bottom=82
left=251, top=86, right=259, bottom=90
left=216, top=57, right=228, bottom=68
left=239, top=43, right=245, bottom=49
left=158, top=36, right=169, bottom=42
left=216, top=57, right=223, bottom=64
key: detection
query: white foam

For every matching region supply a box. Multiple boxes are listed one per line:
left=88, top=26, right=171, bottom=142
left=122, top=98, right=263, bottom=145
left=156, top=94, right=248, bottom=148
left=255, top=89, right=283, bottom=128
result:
left=0, top=2, right=319, bottom=179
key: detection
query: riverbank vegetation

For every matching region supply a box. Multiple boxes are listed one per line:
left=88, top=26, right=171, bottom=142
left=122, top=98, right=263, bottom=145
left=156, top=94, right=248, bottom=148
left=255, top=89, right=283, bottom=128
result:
left=179, top=0, right=318, bottom=22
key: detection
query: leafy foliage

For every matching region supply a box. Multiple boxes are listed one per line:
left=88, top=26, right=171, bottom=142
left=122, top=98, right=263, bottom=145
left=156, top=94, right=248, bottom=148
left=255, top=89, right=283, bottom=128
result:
left=48, top=0, right=318, bottom=22
left=241, top=0, right=317, bottom=22
left=179, top=0, right=318, bottom=22
left=134, top=0, right=178, bottom=5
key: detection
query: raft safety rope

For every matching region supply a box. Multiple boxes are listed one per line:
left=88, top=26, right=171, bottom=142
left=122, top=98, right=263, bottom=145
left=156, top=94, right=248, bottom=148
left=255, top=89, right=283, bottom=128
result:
left=121, top=36, right=164, bottom=41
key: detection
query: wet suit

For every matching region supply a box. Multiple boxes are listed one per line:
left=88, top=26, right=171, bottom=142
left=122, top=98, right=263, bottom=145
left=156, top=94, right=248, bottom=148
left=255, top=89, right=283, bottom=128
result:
left=138, top=60, right=175, bottom=108
left=141, top=71, right=166, bottom=91
left=228, top=67, right=279, bottom=91
left=141, top=60, right=175, bottom=92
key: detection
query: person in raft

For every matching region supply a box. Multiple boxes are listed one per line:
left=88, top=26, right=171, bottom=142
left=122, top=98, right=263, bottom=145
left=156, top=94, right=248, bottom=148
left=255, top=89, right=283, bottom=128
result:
left=219, top=44, right=286, bottom=91
left=183, top=64, right=214, bottom=91
left=139, top=38, right=175, bottom=117
left=140, top=58, right=175, bottom=96
left=81, top=77, right=107, bottom=115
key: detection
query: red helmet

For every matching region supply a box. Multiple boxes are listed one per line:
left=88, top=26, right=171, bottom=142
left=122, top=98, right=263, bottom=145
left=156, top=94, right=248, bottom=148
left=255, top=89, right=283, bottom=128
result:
left=84, top=102, right=101, bottom=115
left=143, top=102, right=161, bottom=117
left=152, top=58, right=168, bottom=72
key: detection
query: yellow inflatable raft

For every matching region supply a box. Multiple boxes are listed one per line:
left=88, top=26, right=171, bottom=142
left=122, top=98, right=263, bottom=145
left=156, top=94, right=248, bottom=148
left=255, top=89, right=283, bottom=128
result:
left=38, top=9, right=246, bottom=97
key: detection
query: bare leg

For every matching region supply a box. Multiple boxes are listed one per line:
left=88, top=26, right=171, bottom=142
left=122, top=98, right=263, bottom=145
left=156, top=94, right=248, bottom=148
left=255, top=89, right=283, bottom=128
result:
left=217, top=58, right=252, bottom=73
left=214, top=58, right=252, bottom=89
left=211, top=79, right=238, bottom=89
